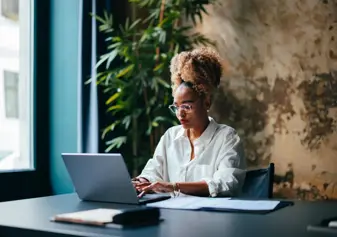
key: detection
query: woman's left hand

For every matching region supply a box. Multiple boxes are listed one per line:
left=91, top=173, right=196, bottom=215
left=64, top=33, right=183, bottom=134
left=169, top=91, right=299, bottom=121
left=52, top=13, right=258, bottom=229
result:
left=135, top=181, right=174, bottom=197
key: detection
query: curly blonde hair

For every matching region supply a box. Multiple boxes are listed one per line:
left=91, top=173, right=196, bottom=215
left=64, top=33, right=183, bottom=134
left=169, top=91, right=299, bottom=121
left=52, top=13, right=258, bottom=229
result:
left=170, top=47, right=224, bottom=97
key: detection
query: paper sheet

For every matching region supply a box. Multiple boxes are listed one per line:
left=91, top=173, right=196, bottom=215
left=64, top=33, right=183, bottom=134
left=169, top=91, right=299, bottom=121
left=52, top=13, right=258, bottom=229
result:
left=147, top=196, right=213, bottom=209
left=147, top=196, right=279, bottom=211
left=199, top=199, right=280, bottom=210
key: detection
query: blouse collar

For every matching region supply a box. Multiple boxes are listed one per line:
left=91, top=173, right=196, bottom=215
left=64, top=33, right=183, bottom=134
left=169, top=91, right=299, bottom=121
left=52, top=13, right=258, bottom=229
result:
left=174, top=117, right=218, bottom=147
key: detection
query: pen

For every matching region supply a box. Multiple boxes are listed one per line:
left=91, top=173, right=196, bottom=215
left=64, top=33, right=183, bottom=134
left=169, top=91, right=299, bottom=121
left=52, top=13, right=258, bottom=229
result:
left=138, top=191, right=145, bottom=198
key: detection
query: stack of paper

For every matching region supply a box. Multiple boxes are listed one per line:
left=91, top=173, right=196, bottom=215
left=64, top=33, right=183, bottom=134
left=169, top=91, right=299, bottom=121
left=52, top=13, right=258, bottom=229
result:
left=147, top=196, right=280, bottom=211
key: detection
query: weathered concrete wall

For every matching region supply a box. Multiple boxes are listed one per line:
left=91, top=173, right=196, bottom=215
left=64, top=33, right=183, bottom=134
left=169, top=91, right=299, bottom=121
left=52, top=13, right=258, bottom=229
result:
left=196, top=0, right=337, bottom=200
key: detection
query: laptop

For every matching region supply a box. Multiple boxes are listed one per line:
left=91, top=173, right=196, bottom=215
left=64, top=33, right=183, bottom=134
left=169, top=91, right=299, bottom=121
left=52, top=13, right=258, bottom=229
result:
left=61, top=153, right=171, bottom=205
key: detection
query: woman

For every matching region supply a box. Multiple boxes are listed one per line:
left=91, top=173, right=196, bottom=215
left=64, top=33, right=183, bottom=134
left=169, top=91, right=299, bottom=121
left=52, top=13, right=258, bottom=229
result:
left=134, top=47, right=246, bottom=197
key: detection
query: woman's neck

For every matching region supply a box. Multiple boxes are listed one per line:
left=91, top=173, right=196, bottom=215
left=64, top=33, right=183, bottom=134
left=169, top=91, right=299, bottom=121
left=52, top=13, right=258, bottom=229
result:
left=188, top=117, right=210, bottom=141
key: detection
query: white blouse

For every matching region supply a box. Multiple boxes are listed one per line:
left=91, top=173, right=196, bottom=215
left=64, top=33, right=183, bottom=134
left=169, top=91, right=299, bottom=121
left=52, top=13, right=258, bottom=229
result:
left=138, top=117, right=246, bottom=197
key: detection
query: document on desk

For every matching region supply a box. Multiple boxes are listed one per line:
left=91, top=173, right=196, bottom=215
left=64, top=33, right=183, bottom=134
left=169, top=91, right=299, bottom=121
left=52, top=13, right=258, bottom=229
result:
left=147, top=196, right=280, bottom=211
left=199, top=199, right=280, bottom=211
left=147, top=196, right=211, bottom=210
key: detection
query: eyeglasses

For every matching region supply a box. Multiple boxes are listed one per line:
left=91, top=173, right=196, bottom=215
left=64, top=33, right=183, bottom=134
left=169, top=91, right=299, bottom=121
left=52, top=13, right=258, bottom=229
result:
left=168, top=103, right=193, bottom=114
left=169, top=98, right=201, bottom=114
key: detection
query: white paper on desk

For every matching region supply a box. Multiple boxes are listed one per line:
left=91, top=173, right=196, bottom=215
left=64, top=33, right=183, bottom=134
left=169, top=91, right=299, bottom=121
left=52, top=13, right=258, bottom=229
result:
left=147, top=196, right=279, bottom=211
left=199, top=200, right=280, bottom=211
left=147, top=196, right=206, bottom=209
left=146, top=196, right=229, bottom=210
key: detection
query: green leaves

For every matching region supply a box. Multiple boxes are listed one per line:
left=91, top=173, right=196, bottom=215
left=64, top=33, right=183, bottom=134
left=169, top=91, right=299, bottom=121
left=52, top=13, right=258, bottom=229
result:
left=105, top=136, right=127, bottom=152
left=153, top=63, right=164, bottom=72
left=93, top=0, right=217, bottom=164
left=129, top=0, right=158, bottom=7
left=106, top=49, right=119, bottom=69
left=102, top=121, right=120, bottom=139
left=116, top=64, right=134, bottom=78
left=106, top=92, right=120, bottom=105
left=157, top=77, right=170, bottom=88
left=90, top=11, right=113, bottom=33
left=182, top=0, right=215, bottom=24
left=107, top=104, right=124, bottom=112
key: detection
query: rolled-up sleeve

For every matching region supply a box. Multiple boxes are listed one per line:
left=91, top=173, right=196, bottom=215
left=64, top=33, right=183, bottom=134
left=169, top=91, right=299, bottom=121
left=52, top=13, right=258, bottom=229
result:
left=137, top=134, right=167, bottom=183
left=202, top=131, right=246, bottom=197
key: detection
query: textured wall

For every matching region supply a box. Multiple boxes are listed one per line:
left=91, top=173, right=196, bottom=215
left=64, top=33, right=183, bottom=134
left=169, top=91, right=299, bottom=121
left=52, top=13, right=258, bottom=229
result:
left=196, top=0, right=337, bottom=200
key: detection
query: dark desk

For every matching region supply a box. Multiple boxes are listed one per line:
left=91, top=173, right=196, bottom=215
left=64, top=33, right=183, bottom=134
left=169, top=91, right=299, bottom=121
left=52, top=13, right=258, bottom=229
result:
left=0, top=194, right=336, bottom=237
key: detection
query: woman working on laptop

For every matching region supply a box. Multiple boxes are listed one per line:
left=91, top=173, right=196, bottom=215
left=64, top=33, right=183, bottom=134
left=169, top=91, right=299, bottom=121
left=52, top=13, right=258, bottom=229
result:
left=133, top=47, right=246, bottom=198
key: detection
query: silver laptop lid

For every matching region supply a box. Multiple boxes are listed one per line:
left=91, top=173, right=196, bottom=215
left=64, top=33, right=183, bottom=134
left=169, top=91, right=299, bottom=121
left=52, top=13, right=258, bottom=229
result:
left=61, top=153, right=139, bottom=204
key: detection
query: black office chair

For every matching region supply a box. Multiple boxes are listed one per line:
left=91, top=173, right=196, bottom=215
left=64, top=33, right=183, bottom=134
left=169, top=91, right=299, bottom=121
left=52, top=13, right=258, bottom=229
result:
left=240, top=163, right=275, bottom=199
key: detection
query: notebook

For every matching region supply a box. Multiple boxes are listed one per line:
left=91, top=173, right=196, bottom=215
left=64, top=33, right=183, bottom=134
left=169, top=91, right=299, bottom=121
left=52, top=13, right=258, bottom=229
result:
left=51, top=207, right=161, bottom=228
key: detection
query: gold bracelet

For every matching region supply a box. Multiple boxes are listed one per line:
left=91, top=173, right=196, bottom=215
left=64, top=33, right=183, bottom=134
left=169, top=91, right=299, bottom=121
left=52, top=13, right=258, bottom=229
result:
left=172, top=182, right=180, bottom=197
left=172, top=183, right=176, bottom=197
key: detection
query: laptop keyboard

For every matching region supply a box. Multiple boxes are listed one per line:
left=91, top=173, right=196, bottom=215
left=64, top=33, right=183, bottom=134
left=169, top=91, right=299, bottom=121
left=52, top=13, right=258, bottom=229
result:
left=139, top=193, right=171, bottom=200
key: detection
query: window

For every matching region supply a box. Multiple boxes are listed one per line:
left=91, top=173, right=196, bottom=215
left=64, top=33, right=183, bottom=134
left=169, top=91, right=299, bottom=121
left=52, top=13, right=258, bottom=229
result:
left=1, top=0, right=19, bottom=21
left=3, top=70, right=19, bottom=119
left=0, top=0, right=34, bottom=171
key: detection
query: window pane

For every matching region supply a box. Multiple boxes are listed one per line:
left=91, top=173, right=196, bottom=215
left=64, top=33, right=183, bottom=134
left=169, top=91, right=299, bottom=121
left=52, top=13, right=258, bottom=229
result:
left=0, top=0, right=33, bottom=171
left=1, top=0, right=19, bottom=21
left=4, top=70, right=19, bottom=119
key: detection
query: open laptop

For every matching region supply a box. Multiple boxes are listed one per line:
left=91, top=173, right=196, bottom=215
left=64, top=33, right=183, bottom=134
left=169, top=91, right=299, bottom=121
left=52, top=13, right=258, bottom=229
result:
left=61, top=153, right=171, bottom=205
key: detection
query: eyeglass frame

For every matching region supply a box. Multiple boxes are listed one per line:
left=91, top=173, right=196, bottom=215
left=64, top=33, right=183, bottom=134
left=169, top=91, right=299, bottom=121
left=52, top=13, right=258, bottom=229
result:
left=168, top=98, right=201, bottom=114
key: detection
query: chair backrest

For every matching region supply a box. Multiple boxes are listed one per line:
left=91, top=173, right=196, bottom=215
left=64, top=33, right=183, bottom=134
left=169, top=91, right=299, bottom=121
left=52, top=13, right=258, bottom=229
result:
left=240, top=163, right=275, bottom=199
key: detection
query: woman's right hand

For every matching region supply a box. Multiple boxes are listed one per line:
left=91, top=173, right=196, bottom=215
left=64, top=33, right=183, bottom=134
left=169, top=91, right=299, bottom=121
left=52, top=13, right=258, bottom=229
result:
left=131, top=177, right=149, bottom=193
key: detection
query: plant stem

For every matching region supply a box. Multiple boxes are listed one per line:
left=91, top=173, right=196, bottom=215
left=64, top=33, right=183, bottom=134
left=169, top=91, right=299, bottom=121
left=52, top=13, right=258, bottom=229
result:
left=170, top=19, right=179, bottom=51
left=159, top=0, right=166, bottom=22
left=150, top=0, right=166, bottom=154
left=150, top=132, right=154, bottom=154
left=156, top=0, right=166, bottom=59
left=131, top=3, right=139, bottom=176
left=132, top=115, right=138, bottom=177
left=154, top=127, right=158, bottom=150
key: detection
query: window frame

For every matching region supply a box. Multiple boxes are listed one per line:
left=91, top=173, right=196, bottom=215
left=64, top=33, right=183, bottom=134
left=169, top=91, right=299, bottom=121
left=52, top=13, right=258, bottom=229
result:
left=0, top=0, right=51, bottom=202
